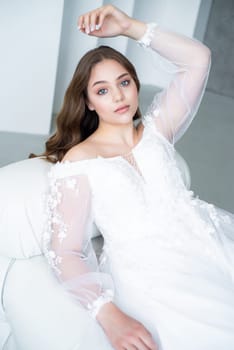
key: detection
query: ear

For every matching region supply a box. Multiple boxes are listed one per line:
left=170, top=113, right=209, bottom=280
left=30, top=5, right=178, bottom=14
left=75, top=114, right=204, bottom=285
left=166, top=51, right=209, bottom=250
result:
left=86, top=99, right=95, bottom=111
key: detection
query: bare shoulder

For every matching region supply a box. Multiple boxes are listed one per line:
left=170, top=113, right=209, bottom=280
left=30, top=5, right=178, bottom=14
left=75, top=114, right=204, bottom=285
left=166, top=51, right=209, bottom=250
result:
left=62, top=140, right=97, bottom=163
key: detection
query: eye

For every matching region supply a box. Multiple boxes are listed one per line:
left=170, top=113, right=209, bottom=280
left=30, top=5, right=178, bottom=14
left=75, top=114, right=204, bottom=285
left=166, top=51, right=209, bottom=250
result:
left=97, top=88, right=108, bottom=95
left=120, top=79, right=130, bottom=87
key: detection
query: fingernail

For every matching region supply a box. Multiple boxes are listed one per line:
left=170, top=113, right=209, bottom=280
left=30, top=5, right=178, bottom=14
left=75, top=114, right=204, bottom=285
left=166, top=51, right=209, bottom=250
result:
left=85, top=27, right=90, bottom=34
left=90, top=25, right=94, bottom=32
left=95, top=24, right=101, bottom=30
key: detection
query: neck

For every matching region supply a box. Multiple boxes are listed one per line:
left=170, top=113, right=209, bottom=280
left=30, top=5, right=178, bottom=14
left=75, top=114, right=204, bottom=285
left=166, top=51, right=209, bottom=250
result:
left=94, top=121, right=138, bottom=148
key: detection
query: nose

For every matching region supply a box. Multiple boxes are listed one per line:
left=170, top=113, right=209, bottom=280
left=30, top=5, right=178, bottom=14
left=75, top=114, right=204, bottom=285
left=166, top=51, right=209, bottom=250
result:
left=112, top=86, right=124, bottom=102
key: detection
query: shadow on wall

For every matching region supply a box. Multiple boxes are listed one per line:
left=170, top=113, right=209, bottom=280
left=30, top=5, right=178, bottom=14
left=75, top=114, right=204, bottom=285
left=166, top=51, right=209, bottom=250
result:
left=204, top=0, right=234, bottom=99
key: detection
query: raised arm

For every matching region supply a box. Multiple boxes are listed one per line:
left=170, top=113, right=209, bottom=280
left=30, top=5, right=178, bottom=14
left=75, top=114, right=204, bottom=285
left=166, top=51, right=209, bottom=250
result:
left=78, top=4, right=211, bottom=144
left=138, top=24, right=211, bottom=143
left=43, top=166, right=114, bottom=319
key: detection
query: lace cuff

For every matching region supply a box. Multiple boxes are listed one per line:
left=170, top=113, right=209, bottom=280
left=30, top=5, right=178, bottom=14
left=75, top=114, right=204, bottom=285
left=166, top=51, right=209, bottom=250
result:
left=137, top=22, right=158, bottom=48
left=88, top=289, right=114, bottom=319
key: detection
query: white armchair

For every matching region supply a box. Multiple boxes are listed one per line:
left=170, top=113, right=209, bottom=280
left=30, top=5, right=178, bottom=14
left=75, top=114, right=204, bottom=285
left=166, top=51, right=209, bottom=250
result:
left=0, top=154, right=190, bottom=349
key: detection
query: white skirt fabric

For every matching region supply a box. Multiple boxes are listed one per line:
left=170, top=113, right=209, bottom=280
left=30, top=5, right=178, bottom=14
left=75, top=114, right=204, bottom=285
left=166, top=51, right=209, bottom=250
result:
left=101, top=203, right=234, bottom=350
left=1, top=202, right=234, bottom=350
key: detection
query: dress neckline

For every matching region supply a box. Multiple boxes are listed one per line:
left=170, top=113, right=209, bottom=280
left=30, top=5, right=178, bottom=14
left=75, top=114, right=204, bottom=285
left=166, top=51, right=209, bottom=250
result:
left=97, top=123, right=147, bottom=161
left=62, top=123, right=147, bottom=166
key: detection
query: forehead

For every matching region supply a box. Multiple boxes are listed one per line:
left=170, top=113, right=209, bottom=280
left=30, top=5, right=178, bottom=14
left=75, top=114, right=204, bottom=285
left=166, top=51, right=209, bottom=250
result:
left=89, top=59, right=128, bottom=82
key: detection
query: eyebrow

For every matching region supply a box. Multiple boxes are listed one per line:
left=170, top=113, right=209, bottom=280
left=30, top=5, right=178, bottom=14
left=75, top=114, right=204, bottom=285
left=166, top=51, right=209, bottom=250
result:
left=92, top=73, right=130, bottom=88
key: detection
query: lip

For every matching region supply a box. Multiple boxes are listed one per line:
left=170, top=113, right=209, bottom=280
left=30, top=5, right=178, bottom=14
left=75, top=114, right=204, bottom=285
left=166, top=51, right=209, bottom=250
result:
left=114, top=105, right=130, bottom=113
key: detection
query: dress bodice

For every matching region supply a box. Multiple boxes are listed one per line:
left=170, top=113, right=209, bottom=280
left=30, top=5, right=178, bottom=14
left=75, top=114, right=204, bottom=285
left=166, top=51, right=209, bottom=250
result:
left=49, top=120, right=185, bottom=241
left=48, top=119, right=223, bottom=266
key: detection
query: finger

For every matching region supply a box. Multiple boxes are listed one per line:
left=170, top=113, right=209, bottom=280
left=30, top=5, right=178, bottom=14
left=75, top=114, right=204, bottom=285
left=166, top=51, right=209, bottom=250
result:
left=123, top=345, right=138, bottom=350
left=77, top=15, right=87, bottom=34
left=96, top=11, right=104, bottom=29
left=77, top=15, right=83, bottom=30
left=96, top=5, right=113, bottom=28
left=123, top=336, right=150, bottom=350
left=83, top=13, right=91, bottom=34
left=89, top=11, right=99, bottom=32
left=139, top=331, right=158, bottom=350
left=133, top=339, right=150, bottom=350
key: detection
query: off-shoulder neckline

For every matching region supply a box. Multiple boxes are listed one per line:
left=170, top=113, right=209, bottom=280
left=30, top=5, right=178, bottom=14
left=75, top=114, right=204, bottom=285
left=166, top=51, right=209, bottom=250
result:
left=61, top=123, right=148, bottom=166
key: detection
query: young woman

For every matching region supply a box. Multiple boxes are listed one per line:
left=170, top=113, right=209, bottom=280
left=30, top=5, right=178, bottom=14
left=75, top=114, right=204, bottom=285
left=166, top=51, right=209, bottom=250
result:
left=43, top=4, right=234, bottom=350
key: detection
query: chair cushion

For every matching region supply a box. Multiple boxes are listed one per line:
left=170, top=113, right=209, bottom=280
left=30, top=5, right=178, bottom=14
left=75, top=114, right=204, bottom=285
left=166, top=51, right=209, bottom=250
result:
left=0, top=158, right=52, bottom=258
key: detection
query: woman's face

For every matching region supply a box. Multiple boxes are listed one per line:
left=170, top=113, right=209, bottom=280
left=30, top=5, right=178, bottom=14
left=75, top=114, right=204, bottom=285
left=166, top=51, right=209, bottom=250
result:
left=86, top=59, right=139, bottom=127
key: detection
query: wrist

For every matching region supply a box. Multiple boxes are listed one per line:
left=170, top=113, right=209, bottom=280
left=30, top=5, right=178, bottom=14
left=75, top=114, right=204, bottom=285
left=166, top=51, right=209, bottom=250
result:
left=122, top=19, right=147, bottom=41
left=96, top=301, right=118, bottom=325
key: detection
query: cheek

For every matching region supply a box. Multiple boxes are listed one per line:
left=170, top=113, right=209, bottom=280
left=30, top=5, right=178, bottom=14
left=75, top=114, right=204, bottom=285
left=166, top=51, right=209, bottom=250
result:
left=130, top=87, right=139, bottom=106
left=128, top=83, right=138, bottom=99
left=88, top=96, right=110, bottom=113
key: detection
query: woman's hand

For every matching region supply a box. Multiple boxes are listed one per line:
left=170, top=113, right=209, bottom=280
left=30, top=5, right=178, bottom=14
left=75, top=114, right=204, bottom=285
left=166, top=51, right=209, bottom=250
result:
left=97, top=302, right=158, bottom=350
left=78, top=4, right=146, bottom=40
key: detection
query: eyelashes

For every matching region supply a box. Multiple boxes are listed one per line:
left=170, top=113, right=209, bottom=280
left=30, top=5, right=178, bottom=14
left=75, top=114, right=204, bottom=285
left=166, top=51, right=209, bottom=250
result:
left=120, top=79, right=130, bottom=87
left=97, top=88, right=108, bottom=95
left=97, top=79, right=131, bottom=95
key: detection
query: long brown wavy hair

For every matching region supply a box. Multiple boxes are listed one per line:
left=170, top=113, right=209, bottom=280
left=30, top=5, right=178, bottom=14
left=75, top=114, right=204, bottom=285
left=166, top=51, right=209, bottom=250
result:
left=38, top=45, right=141, bottom=163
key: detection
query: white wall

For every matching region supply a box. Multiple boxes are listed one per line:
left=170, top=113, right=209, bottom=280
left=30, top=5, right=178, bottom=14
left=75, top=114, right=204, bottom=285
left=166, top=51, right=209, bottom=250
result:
left=0, top=0, right=64, bottom=134
left=52, top=0, right=104, bottom=115
left=127, top=0, right=202, bottom=87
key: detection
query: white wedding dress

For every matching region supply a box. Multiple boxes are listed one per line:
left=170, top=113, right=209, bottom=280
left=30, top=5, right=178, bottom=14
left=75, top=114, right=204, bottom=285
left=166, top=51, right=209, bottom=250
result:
left=44, top=24, right=234, bottom=349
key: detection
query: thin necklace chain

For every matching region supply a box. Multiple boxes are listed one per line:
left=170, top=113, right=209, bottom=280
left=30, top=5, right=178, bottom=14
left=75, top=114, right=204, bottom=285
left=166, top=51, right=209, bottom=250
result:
left=122, top=151, right=144, bottom=178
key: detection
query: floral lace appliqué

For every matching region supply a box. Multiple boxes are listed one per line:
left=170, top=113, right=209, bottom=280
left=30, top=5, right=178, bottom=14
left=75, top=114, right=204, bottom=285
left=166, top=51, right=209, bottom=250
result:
left=43, top=170, right=71, bottom=275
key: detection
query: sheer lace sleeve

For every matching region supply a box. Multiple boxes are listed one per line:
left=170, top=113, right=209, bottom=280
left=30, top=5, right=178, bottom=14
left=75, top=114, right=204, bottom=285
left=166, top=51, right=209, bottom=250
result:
left=138, top=23, right=211, bottom=144
left=43, top=164, right=114, bottom=319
